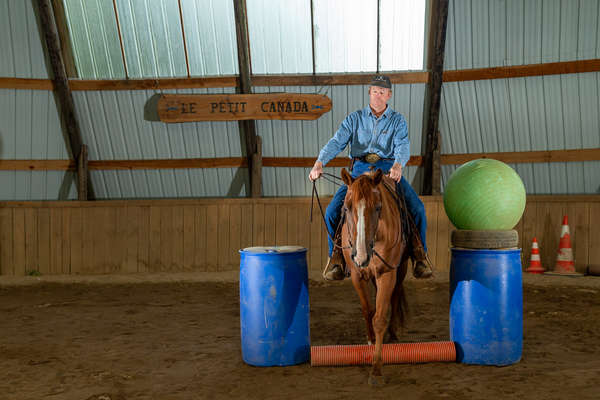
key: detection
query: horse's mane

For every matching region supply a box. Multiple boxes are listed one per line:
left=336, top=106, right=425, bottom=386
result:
left=349, top=173, right=402, bottom=249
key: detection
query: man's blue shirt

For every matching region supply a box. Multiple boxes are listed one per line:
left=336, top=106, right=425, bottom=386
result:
left=317, top=105, right=410, bottom=167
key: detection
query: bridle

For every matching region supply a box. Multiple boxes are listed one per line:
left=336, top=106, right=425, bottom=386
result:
left=310, top=172, right=406, bottom=270
left=343, top=186, right=400, bottom=271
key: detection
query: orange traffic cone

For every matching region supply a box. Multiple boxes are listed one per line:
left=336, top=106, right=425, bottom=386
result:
left=525, top=237, right=544, bottom=274
left=546, top=216, right=582, bottom=276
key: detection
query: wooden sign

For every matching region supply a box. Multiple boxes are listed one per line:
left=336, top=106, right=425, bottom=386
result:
left=157, top=93, right=332, bottom=122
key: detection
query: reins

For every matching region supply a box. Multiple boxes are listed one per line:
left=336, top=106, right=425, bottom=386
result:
left=310, top=172, right=409, bottom=267
left=310, top=173, right=351, bottom=251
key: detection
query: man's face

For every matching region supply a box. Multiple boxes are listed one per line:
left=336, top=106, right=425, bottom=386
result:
left=369, top=86, right=392, bottom=111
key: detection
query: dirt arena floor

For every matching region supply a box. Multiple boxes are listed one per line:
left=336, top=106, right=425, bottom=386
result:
left=1, top=272, right=599, bottom=400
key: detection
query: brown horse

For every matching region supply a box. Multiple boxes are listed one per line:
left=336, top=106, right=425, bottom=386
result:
left=340, top=168, right=409, bottom=385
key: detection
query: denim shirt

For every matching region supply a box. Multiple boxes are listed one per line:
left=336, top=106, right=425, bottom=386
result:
left=317, top=105, right=410, bottom=167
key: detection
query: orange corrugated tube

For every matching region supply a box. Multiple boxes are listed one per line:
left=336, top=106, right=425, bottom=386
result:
left=310, top=341, right=456, bottom=367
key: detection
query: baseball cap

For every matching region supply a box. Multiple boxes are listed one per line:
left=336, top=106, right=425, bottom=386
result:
left=369, top=75, right=391, bottom=89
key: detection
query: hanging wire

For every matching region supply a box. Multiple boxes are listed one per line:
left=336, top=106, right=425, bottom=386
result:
left=112, top=0, right=129, bottom=79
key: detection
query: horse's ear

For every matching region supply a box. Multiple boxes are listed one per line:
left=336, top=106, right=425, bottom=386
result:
left=372, top=169, right=384, bottom=186
left=341, top=168, right=354, bottom=186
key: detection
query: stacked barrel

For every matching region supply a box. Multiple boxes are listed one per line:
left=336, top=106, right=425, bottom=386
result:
left=444, top=159, right=525, bottom=366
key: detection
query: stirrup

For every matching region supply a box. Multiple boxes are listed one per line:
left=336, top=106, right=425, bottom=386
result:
left=322, top=255, right=346, bottom=281
left=413, top=253, right=434, bottom=279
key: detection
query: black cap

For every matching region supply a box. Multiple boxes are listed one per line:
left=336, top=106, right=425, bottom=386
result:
left=369, top=75, right=391, bottom=89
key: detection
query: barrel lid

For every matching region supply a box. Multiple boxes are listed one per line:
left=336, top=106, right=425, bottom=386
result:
left=240, top=246, right=306, bottom=254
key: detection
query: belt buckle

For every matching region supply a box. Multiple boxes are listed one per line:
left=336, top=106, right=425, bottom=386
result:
left=365, top=153, right=380, bottom=164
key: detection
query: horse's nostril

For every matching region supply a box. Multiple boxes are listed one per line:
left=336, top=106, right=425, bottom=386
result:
left=360, top=256, right=370, bottom=268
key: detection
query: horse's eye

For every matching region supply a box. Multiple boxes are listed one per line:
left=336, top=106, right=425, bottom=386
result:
left=375, top=205, right=382, bottom=212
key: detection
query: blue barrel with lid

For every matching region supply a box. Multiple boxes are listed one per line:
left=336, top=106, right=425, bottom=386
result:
left=450, top=248, right=523, bottom=365
left=239, top=246, right=310, bottom=366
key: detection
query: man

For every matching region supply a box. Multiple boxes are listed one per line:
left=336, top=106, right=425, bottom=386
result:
left=308, top=75, right=433, bottom=281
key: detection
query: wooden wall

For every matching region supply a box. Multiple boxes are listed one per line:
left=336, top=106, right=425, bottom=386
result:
left=0, top=196, right=598, bottom=276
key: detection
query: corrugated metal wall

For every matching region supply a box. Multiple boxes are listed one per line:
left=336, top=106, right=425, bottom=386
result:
left=2, top=0, right=599, bottom=200
left=73, top=87, right=244, bottom=198
left=440, top=0, right=600, bottom=194
left=0, top=0, right=76, bottom=200
left=70, top=84, right=424, bottom=199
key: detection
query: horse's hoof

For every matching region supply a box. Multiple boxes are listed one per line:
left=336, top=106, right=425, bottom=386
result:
left=368, top=373, right=387, bottom=386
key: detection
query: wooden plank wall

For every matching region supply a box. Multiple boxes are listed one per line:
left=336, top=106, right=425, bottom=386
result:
left=0, top=196, right=598, bottom=276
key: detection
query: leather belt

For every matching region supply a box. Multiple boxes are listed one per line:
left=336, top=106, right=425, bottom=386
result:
left=354, top=153, right=392, bottom=164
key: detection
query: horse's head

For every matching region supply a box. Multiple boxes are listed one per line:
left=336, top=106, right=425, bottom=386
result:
left=341, top=168, right=384, bottom=268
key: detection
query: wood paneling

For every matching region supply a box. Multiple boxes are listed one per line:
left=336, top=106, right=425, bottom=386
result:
left=13, top=209, right=26, bottom=276
left=589, top=204, right=600, bottom=271
left=182, top=206, right=196, bottom=271
left=194, top=206, right=207, bottom=271
left=24, top=208, right=37, bottom=275
left=1, top=196, right=599, bottom=276
left=0, top=208, right=13, bottom=275
left=205, top=205, right=219, bottom=271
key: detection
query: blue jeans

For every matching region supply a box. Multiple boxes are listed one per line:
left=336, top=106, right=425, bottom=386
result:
left=325, top=160, right=427, bottom=256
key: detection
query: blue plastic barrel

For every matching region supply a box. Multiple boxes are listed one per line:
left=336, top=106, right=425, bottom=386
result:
left=450, top=248, right=523, bottom=366
left=239, top=246, right=310, bottom=366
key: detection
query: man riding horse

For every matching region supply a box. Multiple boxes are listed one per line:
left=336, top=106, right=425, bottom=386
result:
left=308, top=75, right=434, bottom=280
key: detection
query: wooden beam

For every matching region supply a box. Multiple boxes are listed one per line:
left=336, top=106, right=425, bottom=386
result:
left=69, top=76, right=238, bottom=91
left=0, top=78, right=54, bottom=90
left=89, top=158, right=247, bottom=169
left=4, top=60, right=600, bottom=92
left=1, top=149, right=598, bottom=171
left=36, top=0, right=91, bottom=200
left=233, top=0, right=261, bottom=198
left=50, top=0, right=78, bottom=78
left=440, top=148, right=600, bottom=165
left=0, top=160, right=73, bottom=170
left=443, top=58, right=600, bottom=82
left=421, top=0, right=449, bottom=195
left=262, top=156, right=424, bottom=168
left=77, top=144, right=88, bottom=200
left=252, top=72, right=429, bottom=86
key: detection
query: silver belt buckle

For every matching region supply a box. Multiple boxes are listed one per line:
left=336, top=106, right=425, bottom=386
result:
left=365, top=153, right=380, bottom=164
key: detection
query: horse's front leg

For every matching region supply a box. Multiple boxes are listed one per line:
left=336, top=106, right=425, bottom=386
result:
left=369, top=270, right=397, bottom=385
left=350, top=268, right=375, bottom=344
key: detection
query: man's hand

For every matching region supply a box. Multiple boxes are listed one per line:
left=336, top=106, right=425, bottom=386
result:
left=309, top=161, right=323, bottom=181
left=388, top=162, right=403, bottom=183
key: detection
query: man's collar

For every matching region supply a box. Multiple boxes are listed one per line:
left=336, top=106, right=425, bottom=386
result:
left=366, top=104, right=391, bottom=118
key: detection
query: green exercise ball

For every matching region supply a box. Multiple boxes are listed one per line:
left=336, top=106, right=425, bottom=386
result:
left=443, top=158, right=526, bottom=230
